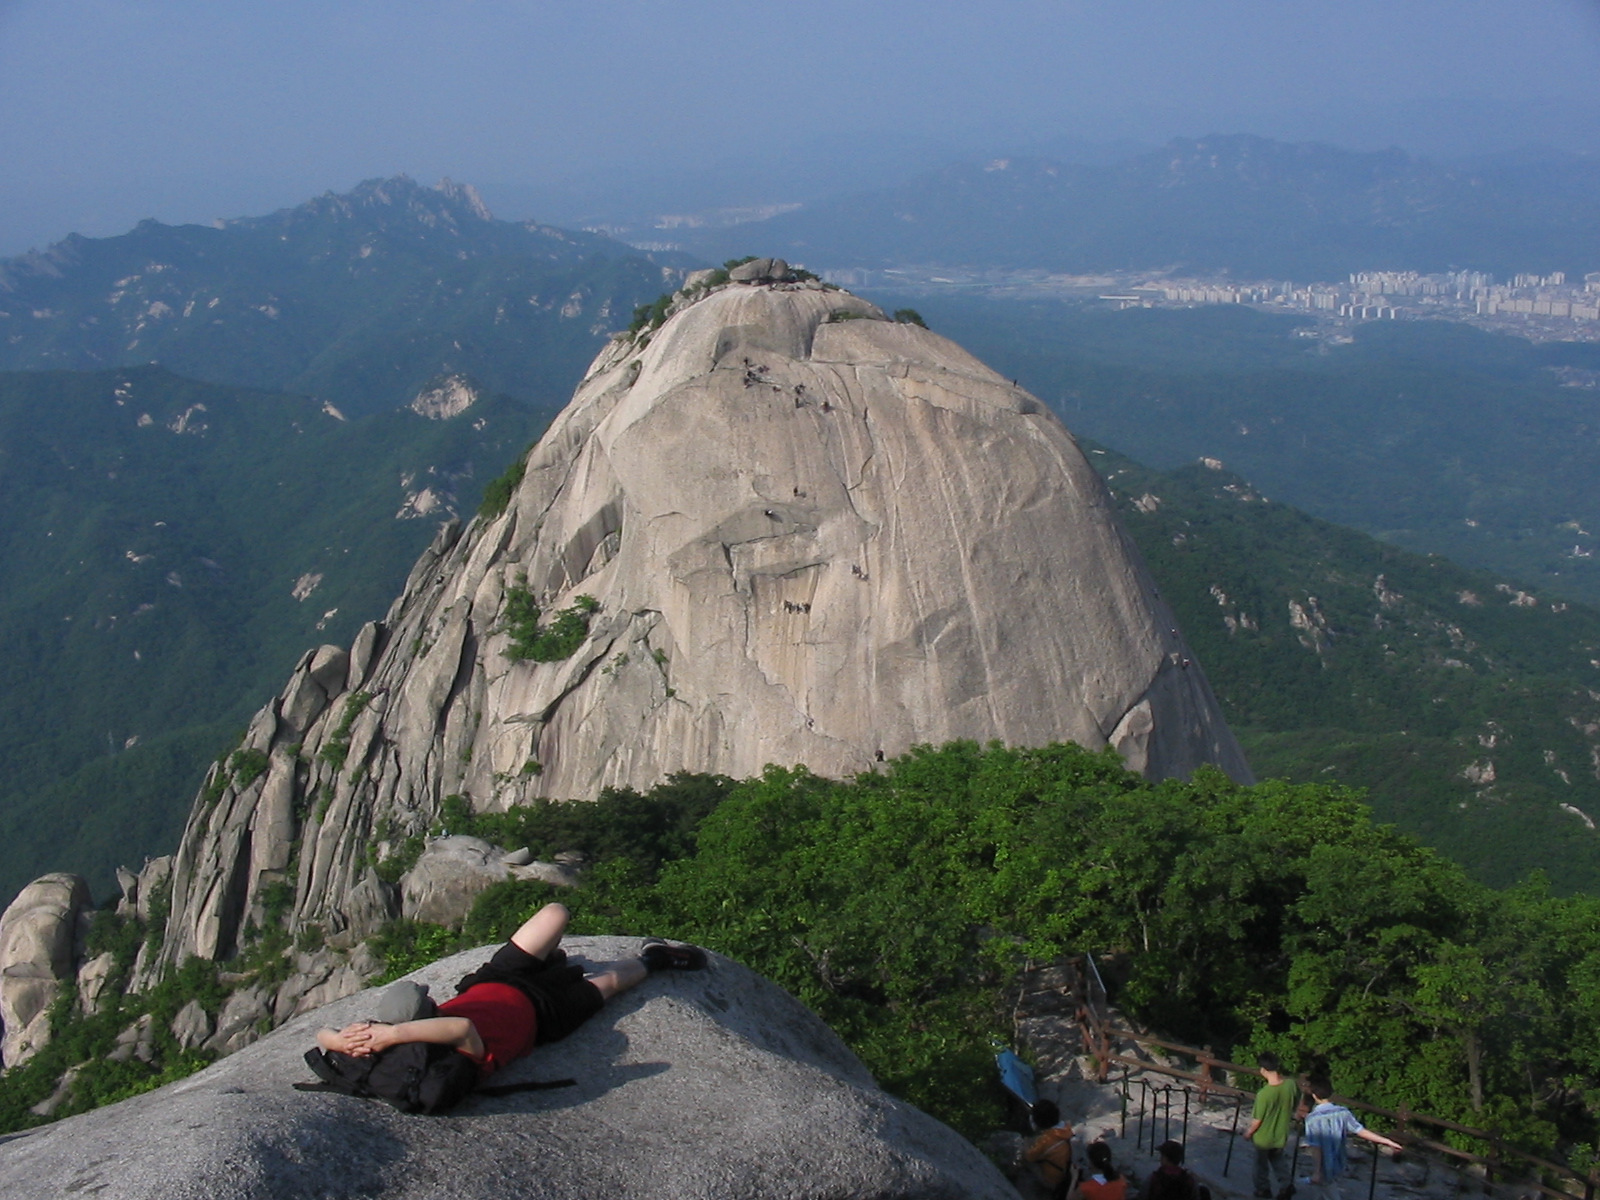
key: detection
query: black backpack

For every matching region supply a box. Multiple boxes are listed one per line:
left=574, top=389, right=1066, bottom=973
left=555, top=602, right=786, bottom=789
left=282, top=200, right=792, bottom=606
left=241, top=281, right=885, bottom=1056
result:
left=297, top=1042, right=485, bottom=1114
left=296, top=1043, right=576, bottom=1115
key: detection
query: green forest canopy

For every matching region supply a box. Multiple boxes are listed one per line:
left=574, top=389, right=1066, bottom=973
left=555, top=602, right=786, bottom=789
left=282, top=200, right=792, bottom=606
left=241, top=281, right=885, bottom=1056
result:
left=12, top=740, right=1600, bottom=1174
left=374, top=743, right=1600, bottom=1161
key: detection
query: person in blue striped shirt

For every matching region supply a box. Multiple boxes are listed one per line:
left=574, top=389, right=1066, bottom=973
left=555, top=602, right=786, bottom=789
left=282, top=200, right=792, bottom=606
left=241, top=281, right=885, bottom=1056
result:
left=1303, top=1077, right=1403, bottom=1200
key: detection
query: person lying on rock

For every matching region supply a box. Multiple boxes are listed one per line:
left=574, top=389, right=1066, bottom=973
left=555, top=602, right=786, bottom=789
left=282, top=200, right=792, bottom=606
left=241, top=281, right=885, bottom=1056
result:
left=307, top=903, right=706, bottom=1112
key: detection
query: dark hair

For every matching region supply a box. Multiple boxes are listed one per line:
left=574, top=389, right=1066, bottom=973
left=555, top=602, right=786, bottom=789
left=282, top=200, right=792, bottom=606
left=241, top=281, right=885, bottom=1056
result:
left=1032, top=1099, right=1061, bottom=1130
left=1088, top=1141, right=1119, bottom=1181
left=1307, top=1076, right=1334, bottom=1100
left=1158, top=1140, right=1185, bottom=1165
left=1257, top=1051, right=1282, bottom=1073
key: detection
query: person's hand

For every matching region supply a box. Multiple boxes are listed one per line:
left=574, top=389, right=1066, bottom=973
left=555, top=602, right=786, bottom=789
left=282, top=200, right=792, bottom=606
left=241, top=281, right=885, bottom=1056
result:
left=358, top=1022, right=400, bottom=1054
left=331, top=1020, right=396, bottom=1057
left=318, top=1023, right=366, bottom=1055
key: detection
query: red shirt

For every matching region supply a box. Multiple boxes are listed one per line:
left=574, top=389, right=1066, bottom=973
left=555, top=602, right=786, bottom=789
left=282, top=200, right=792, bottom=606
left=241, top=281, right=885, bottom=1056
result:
left=1083, top=1175, right=1129, bottom=1200
left=438, top=982, right=537, bottom=1075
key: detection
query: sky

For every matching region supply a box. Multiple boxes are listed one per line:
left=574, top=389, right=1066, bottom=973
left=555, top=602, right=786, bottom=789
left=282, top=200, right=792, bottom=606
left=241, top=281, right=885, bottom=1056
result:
left=2, top=0, right=1599, bottom=256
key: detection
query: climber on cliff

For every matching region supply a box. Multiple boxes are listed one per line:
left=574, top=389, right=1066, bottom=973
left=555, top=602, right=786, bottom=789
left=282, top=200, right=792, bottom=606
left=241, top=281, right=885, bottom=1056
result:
left=307, top=903, right=706, bottom=1112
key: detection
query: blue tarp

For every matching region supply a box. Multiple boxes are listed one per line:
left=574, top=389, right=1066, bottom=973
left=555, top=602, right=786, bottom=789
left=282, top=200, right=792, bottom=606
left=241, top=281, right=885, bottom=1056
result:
left=996, top=1048, right=1037, bottom=1105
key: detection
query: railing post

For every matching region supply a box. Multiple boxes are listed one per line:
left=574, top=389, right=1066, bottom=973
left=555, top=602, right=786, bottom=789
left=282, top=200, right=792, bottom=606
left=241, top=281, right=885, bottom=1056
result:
left=1223, top=1095, right=1242, bottom=1177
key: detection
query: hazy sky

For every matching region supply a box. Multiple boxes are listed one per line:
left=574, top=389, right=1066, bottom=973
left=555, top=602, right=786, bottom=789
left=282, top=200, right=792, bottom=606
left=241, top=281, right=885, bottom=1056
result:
left=3, top=0, right=1599, bottom=255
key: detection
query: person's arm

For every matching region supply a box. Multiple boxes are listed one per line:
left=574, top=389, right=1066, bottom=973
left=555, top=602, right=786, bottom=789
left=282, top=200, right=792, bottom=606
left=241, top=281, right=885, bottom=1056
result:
left=1243, top=1117, right=1263, bottom=1139
left=1307, top=1143, right=1323, bottom=1184
left=316, top=1018, right=484, bottom=1060
left=1356, top=1128, right=1402, bottom=1154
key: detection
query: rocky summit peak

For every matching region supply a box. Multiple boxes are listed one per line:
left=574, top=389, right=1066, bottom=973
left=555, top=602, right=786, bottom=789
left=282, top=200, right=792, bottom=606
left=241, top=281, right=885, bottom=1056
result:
left=223, top=174, right=500, bottom=237
left=432, top=177, right=494, bottom=221
left=141, top=276, right=1250, bottom=969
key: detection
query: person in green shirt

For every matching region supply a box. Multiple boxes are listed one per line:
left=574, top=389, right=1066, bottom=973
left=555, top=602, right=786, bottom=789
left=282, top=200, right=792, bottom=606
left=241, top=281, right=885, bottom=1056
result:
left=1242, top=1052, right=1296, bottom=1199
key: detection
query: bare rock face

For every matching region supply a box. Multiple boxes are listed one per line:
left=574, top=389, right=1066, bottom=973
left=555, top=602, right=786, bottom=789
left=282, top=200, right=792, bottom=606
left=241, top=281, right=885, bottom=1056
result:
left=150, top=278, right=1250, bottom=967
left=204, top=985, right=272, bottom=1056
left=0, top=873, right=92, bottom=1067
left=169, top=999, right=213, bottom=1051
left=75, top=952, right=117, bottom=1016
left=0, top=938, right=1017, bottom=1200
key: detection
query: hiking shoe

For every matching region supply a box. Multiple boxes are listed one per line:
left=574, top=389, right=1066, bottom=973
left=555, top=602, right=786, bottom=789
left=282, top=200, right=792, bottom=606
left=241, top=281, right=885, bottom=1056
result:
left=641, top=939, right=708, bottom=972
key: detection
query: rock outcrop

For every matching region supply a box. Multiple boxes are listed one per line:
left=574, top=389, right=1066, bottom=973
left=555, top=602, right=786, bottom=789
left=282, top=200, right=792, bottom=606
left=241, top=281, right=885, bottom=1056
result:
left=0, top=873, right=92, bottom=1067
left=0, top=938, right=1018, bottom=1200
left=149, top=273, right=1250, bottom=967
left=409, top=373, right=481, bottom=420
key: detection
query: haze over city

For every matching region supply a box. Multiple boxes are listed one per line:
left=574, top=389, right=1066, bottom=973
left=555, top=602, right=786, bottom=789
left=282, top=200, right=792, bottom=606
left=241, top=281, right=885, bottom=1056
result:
left=2, top=0, right=1599, bottom=257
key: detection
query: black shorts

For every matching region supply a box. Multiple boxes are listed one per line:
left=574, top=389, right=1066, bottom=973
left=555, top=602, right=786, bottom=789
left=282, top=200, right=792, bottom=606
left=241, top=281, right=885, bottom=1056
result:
left=455, top=942, right=604, bottom=1045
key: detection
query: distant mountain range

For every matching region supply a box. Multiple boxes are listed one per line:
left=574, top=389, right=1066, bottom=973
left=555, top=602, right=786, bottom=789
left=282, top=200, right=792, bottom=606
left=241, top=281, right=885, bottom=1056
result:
left=0, top=177, right=686, bottom=416
left=676, top=135, right=1600, bottom=280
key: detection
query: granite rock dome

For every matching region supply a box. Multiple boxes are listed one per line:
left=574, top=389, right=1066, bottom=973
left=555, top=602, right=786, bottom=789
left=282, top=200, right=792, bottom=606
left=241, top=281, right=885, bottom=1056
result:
left=149, top=275, right=1249, bottom=966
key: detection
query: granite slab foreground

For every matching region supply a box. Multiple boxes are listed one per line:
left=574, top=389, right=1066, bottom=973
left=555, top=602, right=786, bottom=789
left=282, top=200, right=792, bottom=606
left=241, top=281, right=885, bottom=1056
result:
left=0, top=938, right=1018, bottom=1200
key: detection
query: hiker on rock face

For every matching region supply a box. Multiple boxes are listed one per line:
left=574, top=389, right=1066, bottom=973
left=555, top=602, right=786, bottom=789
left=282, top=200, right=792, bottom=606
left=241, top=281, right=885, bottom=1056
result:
left=310, top=903, right=706, bottom=1110
left=1241, top=1051, right=1296, bottom=1198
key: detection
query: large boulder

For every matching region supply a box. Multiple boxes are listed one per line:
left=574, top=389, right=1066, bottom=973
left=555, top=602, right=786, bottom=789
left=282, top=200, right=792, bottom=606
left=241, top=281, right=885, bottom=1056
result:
left=400, top=835, right=512, bottom=924
left=0, top=937, right=1017, bottom=1200
left=0, top=873, right=93, bottom=1068
left=75, top=951, right=117, bottom=1016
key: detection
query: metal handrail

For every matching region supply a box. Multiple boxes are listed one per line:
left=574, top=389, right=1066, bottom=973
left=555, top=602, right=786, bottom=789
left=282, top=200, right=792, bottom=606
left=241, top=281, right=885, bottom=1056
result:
left=1062, top=954, right=1597, bottom=1200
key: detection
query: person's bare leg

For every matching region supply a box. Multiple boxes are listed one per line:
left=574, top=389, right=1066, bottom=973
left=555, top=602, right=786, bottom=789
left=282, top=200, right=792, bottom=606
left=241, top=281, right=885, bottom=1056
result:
left=509, top=902, right=570, bottom=960
left=584, top=957, right=648, bottom=1001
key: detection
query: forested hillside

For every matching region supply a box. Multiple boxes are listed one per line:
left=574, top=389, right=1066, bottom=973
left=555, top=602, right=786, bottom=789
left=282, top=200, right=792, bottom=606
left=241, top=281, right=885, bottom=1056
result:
left=0, top=366, right=550, bottom=901
left=1094, top=443, right=1600, bottom=891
